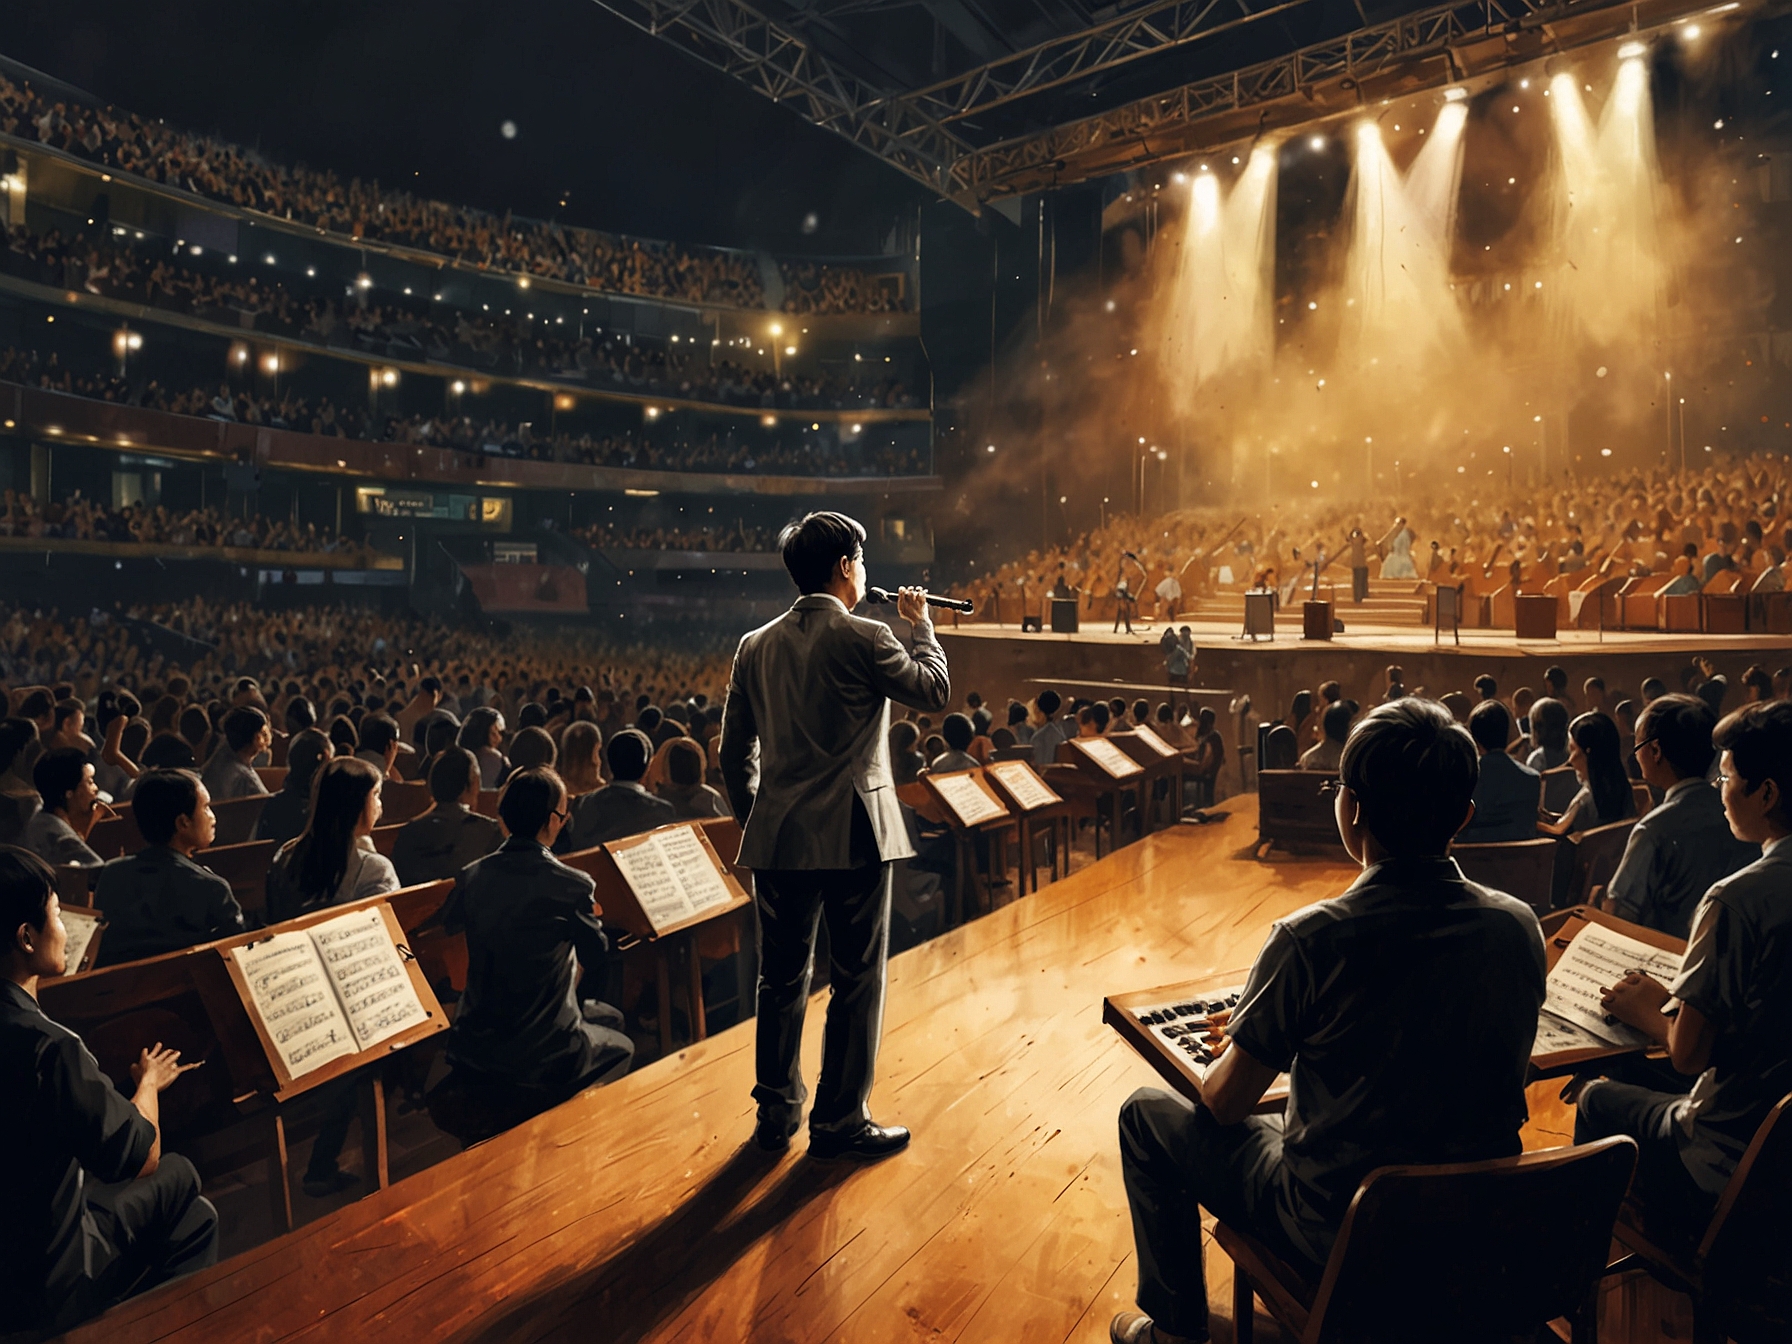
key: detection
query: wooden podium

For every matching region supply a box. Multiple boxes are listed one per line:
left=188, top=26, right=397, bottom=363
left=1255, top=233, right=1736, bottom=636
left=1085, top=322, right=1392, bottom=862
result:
left=1514, top=593, right=1559, bottom=640
left=1302, top=600, right=1334, bottom=641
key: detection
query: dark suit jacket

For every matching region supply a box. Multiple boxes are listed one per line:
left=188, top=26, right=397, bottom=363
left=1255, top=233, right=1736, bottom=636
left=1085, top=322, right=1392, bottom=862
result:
left=391, top=803, right=504, bottom=886
left=92, top=846, right=245, bottom=967
left=442, top=837, right=612, bottom=1089
left=719, top=593, right=950, bottom=869
left=563, top=782, right=676, bottom=853
left=255, top=786, right=311, bottom=847
left=1460, top=750, right=1542, bottom=844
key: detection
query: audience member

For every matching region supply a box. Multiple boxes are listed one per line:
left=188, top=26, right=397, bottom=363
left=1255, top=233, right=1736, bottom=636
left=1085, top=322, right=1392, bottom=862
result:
left=1458, top=701, right=1541, bottom=844
left=1540, top=712, right=1638, bottom=836
left=26, top=748, right=106, bottom=868
left=264, top=757, right=398, bottom=923
left=254, top=728, right=333, bottom=846
left=199, top=706, right=270, bottom=802
left=563, top=728, right=674, bottom=850
left=391, top=747, right=504, bottom=887
left=1298, top=702, right=1352, bottom=774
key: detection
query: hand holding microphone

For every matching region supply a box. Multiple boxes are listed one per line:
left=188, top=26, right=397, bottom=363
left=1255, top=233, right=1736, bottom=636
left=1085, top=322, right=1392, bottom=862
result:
left=866, top=586, right=975, bottom=621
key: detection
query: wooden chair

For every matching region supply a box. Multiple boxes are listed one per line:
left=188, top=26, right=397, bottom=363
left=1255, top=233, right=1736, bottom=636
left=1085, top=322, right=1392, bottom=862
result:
left=1541, top=766, right=1580, bottom=815
left=195, top=838, right=280, bottom=920
left=1256, top=770, right=1344, bottom=856
left=1567, top=818, right=1636, bottom=909
left=379, top=779, right=433, bottom=824
left=1223, top=1137, right=1637, bottom=1344
left=87, top=808, right=145, bottom=861
left=370, top=823, right=405, bottom=857
left=1606, top=1093, right=1792, bottom=1344
left=255, top=765, right=289, bottom=792
left=210, top=794, right=271, bottom=847
left=1632, top=780, right=1655, bottom=817
left=990, top=745, right=1034, bottom=763
left=474, top=789, right=502, bottom=819
left=1452, top=837, right=1564, bottom=914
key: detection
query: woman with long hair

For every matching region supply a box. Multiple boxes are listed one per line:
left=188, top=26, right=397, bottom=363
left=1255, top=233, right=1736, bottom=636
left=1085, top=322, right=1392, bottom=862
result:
left=1540, top=712, right=1638, bottom=836
left=651, top=737, right=728, bottom=819
left=457, top=706, right=508, bottom=790
left=558, top=721, right=604, bottom=797
left=265, top=756, right=398, bottom=922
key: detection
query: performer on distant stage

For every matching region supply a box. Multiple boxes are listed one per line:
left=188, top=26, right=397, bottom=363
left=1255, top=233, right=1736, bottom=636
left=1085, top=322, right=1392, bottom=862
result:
left=720, top=512, right=950, bottom=1161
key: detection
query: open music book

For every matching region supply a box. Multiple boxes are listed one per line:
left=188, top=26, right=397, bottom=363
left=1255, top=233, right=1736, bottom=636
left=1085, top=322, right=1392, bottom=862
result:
left=58, top=904, right=104, bottom=976
left=608, top=824, right=739, bottom=935
left=227, top=905, right=432, bottom=1083
left=927, top=771, right=1008, bottom=827
left=1128, top=725, right=1180, bottom=758
left=1074, top=737, right=1145, bottom=779
left=1535, top=921, right=1685, bottom=1055
left=986, top=760, right=1062, bottom=812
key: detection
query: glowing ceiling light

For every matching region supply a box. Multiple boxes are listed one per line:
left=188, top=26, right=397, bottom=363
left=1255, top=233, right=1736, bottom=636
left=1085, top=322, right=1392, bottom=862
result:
left=1618, top=40, right=1648, bottom=58
left=1309, top=135, right=1325, bottom=150
left=1684, top=24, right=1702, bottom=39
left=1444, top=87, right=1468, bottom=102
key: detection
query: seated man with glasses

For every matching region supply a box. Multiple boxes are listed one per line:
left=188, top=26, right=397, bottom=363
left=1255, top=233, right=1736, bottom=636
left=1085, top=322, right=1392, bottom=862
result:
left=439, top=767, right=632, bottom=1124
left=1607, top=694, right=1758, bottom=938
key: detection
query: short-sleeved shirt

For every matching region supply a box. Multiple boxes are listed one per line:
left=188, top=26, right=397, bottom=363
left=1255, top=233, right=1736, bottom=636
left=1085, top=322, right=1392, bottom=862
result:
left=0, top=980, right=155, bottom=1332
left=1607, top=779, right=1758, bottom=938
left=200, top=747, right=267, bottom=802
left=1669, top=840, right=1792, bottom=1194
left=1226, top=857, right=1546, bottom=1261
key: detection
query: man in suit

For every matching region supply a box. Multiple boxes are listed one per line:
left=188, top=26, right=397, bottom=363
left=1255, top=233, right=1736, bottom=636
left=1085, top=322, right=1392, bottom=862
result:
left=392, top=747, right=504, bottom=886
left=92, top=770, right=243, bottom=967
left=562, top=730, right=674, bottom=852
left=442, top=767, right=632, bottom=1105
left=1458, top=700, right=1541, bottom=844
left=720, top=511, right=950, bottom=1161
left=1607, top=694, right=1758, bottom=937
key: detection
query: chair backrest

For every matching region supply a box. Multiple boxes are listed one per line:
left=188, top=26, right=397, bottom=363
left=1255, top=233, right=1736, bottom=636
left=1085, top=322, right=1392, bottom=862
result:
left=370, top=822, right=405, bottom=857
left=1257, top=770, right=1344, bottom=852
left=1540, top=767, right=1580, bottom=814
left=1306, top=1138, right=1637, bottom=1344
left=991, top=745, right=1034, bottom=762
left=1631, top=780, right=1655, bottom=817
left=87, top=808, right=145, bottom=861
left=1568, top=819, right=1636, bottom=908
left=195, top=838, right=280, bottom=918
left=1698, top=1093, right=1792, bottom=1322
left=1451, top=838, right=1563, bottom=914
left=209, top=793, right=270, bottom=847
left=255, top=765, right=289, bottom=792
left=379, top=779, right=434, bottom=824
left=474, top=789, right=502, bottom=819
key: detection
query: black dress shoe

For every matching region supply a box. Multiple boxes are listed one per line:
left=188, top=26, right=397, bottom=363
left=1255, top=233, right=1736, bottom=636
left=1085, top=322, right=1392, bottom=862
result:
left=807, top=1122, right=911, bottom=1162
left=754, top=1111, right=800, bottom=1153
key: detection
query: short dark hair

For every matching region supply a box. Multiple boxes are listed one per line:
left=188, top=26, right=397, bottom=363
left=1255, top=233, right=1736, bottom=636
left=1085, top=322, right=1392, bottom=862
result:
left=1473, top=675, right=1498, bottom=700
left=132, top=769, right=203, bottom=846
left=942, top=713, right=975, bottom=751
left=1529, top=698, right=1570, bottom=751
left=0, top=845, right=56, bottom=947
left=636, top=705, right=663, bottom=734
left=779, top=511, right=866, bottom=594
left=499, top=766, right=566, bottom=838
left=18, top=689, right=53, bottom=722
left=285, top=697, right=317, bottom=732
left=358, top=712, right=400, bottom=757
left=52, top=699, right=83, bottom=732
left=1636, top=693, right=1717, bottom=780
left=665, top=738, right=705, bottom=787
left=508, top=726, right=557, bottom=773
left=1467, top=699, right=1512, bottom=752
left=1036, top=689, right=1061, bottom=717
left=141, top=732, right=197, bottom=770
left=606, top=728, right=653, bottom=782
left=1545, top=666, right=1568, bottom=690
left=33, top=748, right=90, bottom=814
left=1322, top=702, right=1354, bottom=744
left=1090, top=701, right=1110, bottom=731
left=1338, top=699, right=1478, bottom=857
left=0, top=718, right=38, bottom=776
left=429, top=746, right=479, bottom=803
left=223, top=705, right=269, bottom=752
left=1640, top=677, right=1668, bottom=702
left=1713, top=701, right=1792, bottom=828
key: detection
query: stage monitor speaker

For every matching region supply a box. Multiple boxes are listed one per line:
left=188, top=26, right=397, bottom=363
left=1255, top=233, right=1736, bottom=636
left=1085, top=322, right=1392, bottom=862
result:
left=1021, top=615, right=1042, bottom=633
left=1242, top=591, right=1275, bottom=641
left=1302, top=601, right=1333, bottom=641
left=1514, top=594, right=1558, bottom=640
left=1051, top=598, right=1079, bottom=634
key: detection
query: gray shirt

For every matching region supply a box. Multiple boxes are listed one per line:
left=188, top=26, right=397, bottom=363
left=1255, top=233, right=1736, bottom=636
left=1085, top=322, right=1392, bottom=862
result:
left=1670, top=839, right=1792, bottom=1194
left=1607, top=779, right=1759, bottom=937
left=1030, top=719, right=1068, bottom=770
left=201, top=747, right=267, bottom=802
left=23, top=812, right=103, bottom=870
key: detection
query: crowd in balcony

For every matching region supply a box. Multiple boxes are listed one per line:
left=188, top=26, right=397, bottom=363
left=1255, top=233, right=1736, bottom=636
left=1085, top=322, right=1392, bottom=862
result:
left=3, top=225, right=919, bottom=412
left=571, top=521, right=781, bottom=552
left=0, top=71, right=905, bottom=315
left=0, top=345, right=931, bottom=477
left=0, top=487, right=376, bottom=561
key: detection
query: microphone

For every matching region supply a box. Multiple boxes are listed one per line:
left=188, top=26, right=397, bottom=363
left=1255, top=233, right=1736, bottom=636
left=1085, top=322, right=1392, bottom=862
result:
left=866, top=585, right=975, bottom=614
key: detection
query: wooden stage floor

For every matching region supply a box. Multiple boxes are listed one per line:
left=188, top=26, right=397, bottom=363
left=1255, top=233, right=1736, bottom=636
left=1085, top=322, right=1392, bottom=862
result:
left=64, top=800, right=1592, bottom=1344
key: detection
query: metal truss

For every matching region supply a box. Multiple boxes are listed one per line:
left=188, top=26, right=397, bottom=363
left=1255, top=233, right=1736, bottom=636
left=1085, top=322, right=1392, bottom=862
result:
left=597, top=0, right=1764, bottom=207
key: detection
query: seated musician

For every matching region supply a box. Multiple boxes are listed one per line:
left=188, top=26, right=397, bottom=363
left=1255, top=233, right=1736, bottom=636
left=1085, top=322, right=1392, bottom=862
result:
left=92, top=769, right=244, bottom=968
left=0, top=847, right=218, bottom=1336
left=442, top=767, right=633, bottom=1112
left=1112, top=700, right=1546, bottom=1344
left=1606, top=694, right=1757, bottom=937
left=25, top=748, right=108, bottom=869
left=561, top=729, right=674, bottom=851
left=391, top=747, right=503, bottom=886
left=1576, top=701, right=1792, bottom=1245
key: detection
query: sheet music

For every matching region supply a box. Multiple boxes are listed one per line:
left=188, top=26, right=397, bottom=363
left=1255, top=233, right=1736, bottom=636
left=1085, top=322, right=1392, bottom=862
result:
left=59, top=909, right=100, bottom=974
left=1543, top=924, right=1684, bottom=1047
left=654, top=825, right=736, bottom=917
left=1130, top=725, right=1179, bottom=758
left=1533, top=1012, right=1614, bottom=1058
left=1079, top=737, right=1144, bottom=778
left=987, top=761, right=1061, bottom=811
left=929, top=772, right=1007, bottom=827
left=610, top=837, right=694, bottom=932
left=229, top=931, right=357, bottom=1079
left=308, top=907, right=428, bottom=1052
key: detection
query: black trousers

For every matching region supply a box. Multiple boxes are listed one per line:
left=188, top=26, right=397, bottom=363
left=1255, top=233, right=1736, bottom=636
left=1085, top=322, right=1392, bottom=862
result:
left=1118, top=1087, right=1323, bottom=1340
left=751, top=862, right=891, bottom=1137
left=56, top=1154, right=220, bottom=1331
left=1574, top=1078, right=1716, bottom=1248
left=1351, top=566, right=1369, bottom=603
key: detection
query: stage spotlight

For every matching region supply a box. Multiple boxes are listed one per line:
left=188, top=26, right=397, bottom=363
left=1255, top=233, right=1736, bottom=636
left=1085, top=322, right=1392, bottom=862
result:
left=1355, top=122, right=1379, bottom=142
left=1618, top=40, right=1648, bottom=58
left=1683, top=23, right=1701, bottom=39
left=1309, top=135, right=1325, bottom=150
left=1171, top=171, right=1187, bottom=184
left=1444, top=87, right=1468, bottom=102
